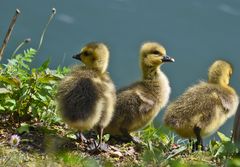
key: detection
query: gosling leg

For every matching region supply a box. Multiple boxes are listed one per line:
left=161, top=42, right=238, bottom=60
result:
left=96, top=126, right=108, bottom=151
left=86, top=127, right=108, bottom=152
left=193, top=126, right=204, bottom=151
left=120, top=128, right=142, bottom=144
left=97, top=126, right=103, bottom=147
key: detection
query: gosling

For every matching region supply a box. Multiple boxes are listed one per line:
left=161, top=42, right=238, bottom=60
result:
left=164, top=60, right=239, bottom=150
left=57, top=42, right=116, bottom=149
left=105, top=42, right=174, bottom=143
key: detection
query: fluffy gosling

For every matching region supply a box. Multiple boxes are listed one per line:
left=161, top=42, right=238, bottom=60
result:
left=57, top=42, right=116, bottom=149
left=105, top=42, right=174, bottom=143
left=164, top=60, right=239, bottom=150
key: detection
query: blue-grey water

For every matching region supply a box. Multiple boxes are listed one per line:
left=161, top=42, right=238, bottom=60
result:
left=1, top=0, right=240, bottom=142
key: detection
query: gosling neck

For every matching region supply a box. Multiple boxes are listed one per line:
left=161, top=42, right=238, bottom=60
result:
left=94, top=66, right=107, bottom=74
left=88, top=61, right=108, bottom=74
left=208, top=78, right=236, bottom=93
left=208, top=78, right=227, bottom=87
left=142, top=64, right=162, bottom=80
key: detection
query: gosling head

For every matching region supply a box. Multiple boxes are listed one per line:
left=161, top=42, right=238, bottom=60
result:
left=140, top=42, right=174, bottom=68
left=208, top=60, right=233, bottom=86
left=73, top=42, right=110, bottom=73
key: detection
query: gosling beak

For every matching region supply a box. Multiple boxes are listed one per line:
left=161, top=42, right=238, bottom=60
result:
left=72, top=53, right=81, bottom=60
left=162, top=55, right=175, bottom=62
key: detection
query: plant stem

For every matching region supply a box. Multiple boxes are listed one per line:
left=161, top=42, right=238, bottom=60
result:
left=37, top=8, right=56, bottom=51
left=11, top=38, right=31, bottom=58
left=0, top=9, right=21, bottom=61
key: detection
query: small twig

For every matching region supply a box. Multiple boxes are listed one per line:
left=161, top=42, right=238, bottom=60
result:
left=0, top=9, right=21, bottom=61
left=11, top=38, right=31, bottom=58
left=37, top=8, right=56, bottom=51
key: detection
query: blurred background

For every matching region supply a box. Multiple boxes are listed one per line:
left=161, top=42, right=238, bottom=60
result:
left=1, top=0, right=240, bottom=141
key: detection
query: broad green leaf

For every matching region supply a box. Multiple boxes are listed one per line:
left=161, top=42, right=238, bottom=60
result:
left=0, top=88, right=11, bottom=94
left=31, top=94, right=38, bottom=100
left=17, top=123, right=30, bottom=134
left=209, top=140, right=221, bottom=155
left=15, top=54, right=23, bottom=60
left=37, top=93, right=47, bottom=101
left=7, top=59, right=18, bottom=66
left=29, top=48, right=37, bottom=53
left=5, top=99, right=16, bottom=105
left=43, top=85, right=53, bottom=90
left=160, top=134, right=169, bottom=145
left=0, top=104, right=5, bottom=110
left=214, top=144, right=224, bottom=157
left=21, top=63, right=30, bottom=70
left=5, top=99, right=16, bottom=110
left=66, top=133, right=77, bottom=140
left=217, top=131, right=231, bottom=142
left=38, top=75, right=61, bottom=83
left=38, top=59, right=50, bottom=72
left=0, top=76, right=20, bottom=87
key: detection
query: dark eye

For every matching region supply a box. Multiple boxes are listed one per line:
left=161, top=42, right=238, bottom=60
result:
left=151, top=50, right=160, bottom=55
left=83, top=51, right=91, bottom=56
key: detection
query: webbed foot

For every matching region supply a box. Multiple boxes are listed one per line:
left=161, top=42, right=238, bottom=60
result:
left=76, top=132, right=87, bottom=143
left=87, top=140, right=109, bottom=153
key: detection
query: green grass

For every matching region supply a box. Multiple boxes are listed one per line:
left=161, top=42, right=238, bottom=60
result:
left=0, top=145, right=98, bottom=167
left=1, top=126, right=240, bottom=167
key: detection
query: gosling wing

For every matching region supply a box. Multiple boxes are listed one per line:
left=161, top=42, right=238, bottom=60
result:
left=165, top=83, right=223, bottom=128
left=218, top=93, right=237, bottom=114
left=58, top=77, right=101, bottom=122
left=116, top=89, right=156, bottom=122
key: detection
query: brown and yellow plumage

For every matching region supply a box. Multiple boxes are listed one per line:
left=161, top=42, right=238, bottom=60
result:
left=56, top=42, right=116, bottom=149
left=164, top=60, right=239, bottom=150
left=105, top=42, right=174, bottom=143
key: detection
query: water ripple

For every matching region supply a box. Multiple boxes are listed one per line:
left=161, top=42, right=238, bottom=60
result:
left=218, top=4, right=240, bottom=16
left=56, top=14, right=75, bottom=24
